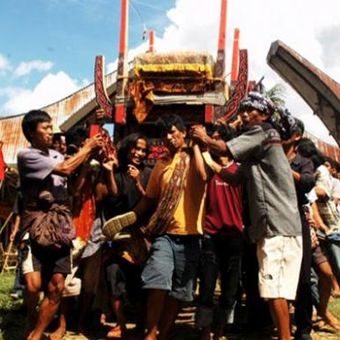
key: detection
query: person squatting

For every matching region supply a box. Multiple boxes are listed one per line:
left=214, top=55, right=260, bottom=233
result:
left=12, top=92, right=340, bottom=340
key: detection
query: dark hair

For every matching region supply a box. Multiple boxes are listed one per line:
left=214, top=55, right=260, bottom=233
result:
left=298, top=138, right=318, bottom=158
left=117, top=133, right=149, bottom=166
left=214, top=124, right=236, bottom=142
left=21, top=110, right=51, bottom=142
left=333, top=160, right=340, bottom=173
left=156, top=114, right=186, bottom=133
left=324, top=156, right=338, bottom=170
left=294, top=118, right=305, bottom=136
left=66, top=127, right=88, bottom=147
left=52, top=132, right=65, bottom=144
left=297, top=137, right=324, bottom=170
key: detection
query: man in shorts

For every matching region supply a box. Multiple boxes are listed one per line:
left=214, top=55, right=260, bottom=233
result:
left=18, top=110, right=103, bottom=340
left=192, top=93, right=303, bottom=340
left=105, top=114, right=207, bottom=340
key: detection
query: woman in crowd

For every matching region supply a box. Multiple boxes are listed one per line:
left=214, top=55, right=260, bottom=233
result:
left=97, top=132, right=151, bottom=338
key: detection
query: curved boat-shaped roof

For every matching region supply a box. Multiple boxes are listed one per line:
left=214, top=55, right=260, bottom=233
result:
left=267, top=40, right=340, bottom=145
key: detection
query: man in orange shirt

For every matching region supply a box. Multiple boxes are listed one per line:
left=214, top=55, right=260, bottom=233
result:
left=105, top=114, right=207, bottom=340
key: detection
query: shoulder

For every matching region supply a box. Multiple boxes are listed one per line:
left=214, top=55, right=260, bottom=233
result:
left=226, top=161, right=238, bottom=172
left=18, top=147, right=33, bottom=157
left=17, top=147, right=41, bottom=161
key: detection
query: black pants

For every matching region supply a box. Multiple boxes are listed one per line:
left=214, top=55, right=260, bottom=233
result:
left=294, top=213, right=313, bottom=337
left=198, top=234, right=243, bottom=311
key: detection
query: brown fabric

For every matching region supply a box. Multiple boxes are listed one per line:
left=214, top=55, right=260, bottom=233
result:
left=143, top=152, right=190, bottom=236
left=129, top=52, right=215, bottom=122
left=22, top=191, right=75, bottom=249
left=129, top=79, right=211, bottom=123
left=133, top=52, right=214, bottom=70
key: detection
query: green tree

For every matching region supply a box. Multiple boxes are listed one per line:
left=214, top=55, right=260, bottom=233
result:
left=265, top=83, right=286, bottom=107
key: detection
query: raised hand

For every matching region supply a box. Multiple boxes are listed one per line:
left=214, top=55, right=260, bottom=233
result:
left=127, top=164, right=141, bottom=182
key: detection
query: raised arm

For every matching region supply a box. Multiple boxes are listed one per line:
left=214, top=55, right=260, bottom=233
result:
left=53, top=134, right=103, bottom=176
left=202, top=151, right=243, bottom=185
left=192, top=144, right=208, bottom=182
left=191, top=125, right=229, bottom=156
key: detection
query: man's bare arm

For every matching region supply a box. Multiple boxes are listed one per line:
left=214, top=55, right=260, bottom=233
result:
left=202, top=151, right=242, bottom=185
left=191, top=125, right=229, bottom=156
left=192, top=144, right=208, bottom=182
left=53, top=134, right=103, bottom=176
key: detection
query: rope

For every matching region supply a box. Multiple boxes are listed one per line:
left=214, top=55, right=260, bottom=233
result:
left=0, top=212, right=14, bottom=237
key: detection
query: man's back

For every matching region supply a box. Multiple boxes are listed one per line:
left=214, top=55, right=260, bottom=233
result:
left=227, top=124, right=301, bottom=242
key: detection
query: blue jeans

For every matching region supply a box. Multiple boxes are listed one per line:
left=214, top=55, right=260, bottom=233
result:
left=142, top=234, right=201, bottom=302
left=196, top=233, right=243, bottom=327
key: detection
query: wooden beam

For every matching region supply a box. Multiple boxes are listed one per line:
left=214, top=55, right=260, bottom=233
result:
left=149, top=30, right=155, bottom=52
left=231, top=28, right=240, bottom=82
left=115, top=0, right=129, bottom=124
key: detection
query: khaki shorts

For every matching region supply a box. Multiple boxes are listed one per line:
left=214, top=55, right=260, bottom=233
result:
left=257, top=235, right=302, bottom=300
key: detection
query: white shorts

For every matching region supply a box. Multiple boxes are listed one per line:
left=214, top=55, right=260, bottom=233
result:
left=257, top=235, right=302, bottom=300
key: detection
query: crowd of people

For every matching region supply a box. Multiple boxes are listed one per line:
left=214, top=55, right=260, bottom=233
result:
left=8, top=91, right=340, bottom=340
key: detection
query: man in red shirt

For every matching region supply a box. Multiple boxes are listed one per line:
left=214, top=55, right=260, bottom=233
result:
left=195, top=125, right=244, bottom=339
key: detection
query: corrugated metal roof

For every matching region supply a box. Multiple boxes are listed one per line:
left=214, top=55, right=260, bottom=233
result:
left=0, top=70, right=117, bottom=164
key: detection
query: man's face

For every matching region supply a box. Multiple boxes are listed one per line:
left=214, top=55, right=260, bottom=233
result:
left=325, top=161, right=337, bottom=177
left=163, top=125, right=186, bottom=151
left=241, top=108, right=268, bottom=127
left=32, top=121, right=53, bottom=148
left=128, top=138, right=147, bottom=166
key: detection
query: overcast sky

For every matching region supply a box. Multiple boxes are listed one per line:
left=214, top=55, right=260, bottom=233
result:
left=1, top=0, right=339, bottom=144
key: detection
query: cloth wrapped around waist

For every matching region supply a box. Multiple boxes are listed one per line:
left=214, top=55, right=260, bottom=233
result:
left=21, top=191, right=75, bottom=249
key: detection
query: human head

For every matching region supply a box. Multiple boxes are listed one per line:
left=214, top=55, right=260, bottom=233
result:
left=157, top=114, right=187, bottom=152
left=118, top=133, right=149, bottom=167
left=324, top=157, right=338, bottom=177
left=281, top=115, right=305, bottom=149
left=65, top=127, right=88, bottom=155
left=211, top=124, right=236, bottom=142
left=210, top=124, right=236, bottom=163
left=52, top=133, right=67, bottom=154
left=239, top=92, right=276, bottom=127
left=298, top=138, right=324, bottom=170
left=21, top=110, right=53, bottom=146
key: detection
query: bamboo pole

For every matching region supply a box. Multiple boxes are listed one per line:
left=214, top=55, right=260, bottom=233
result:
left=231, top=28, right=240, bottom=82
left=115, top=0, right=129, bottom=124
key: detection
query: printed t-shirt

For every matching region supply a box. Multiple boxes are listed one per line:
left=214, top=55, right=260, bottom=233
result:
left=146, top=151, right=206, bottom=235
left=204, top=161, right=243, bottom=236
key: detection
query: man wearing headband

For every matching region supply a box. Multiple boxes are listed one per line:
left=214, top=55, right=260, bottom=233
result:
left=191, top=92, right=302, bottom=340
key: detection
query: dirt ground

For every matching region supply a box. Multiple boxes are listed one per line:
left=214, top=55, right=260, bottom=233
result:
left=61, top=304, right=340, bottom=340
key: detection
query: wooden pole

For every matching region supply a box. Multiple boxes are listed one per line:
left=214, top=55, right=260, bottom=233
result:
left=149, top=30, right=155, bottom=53
left=115, top=0, right=129, bottom=124
left=205, top=0, right=228, bottom=122
left=231, top=28, right=240, bottom=82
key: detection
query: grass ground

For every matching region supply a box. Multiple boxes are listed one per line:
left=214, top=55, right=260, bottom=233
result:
left=0, top=271, right=339, bottom=339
